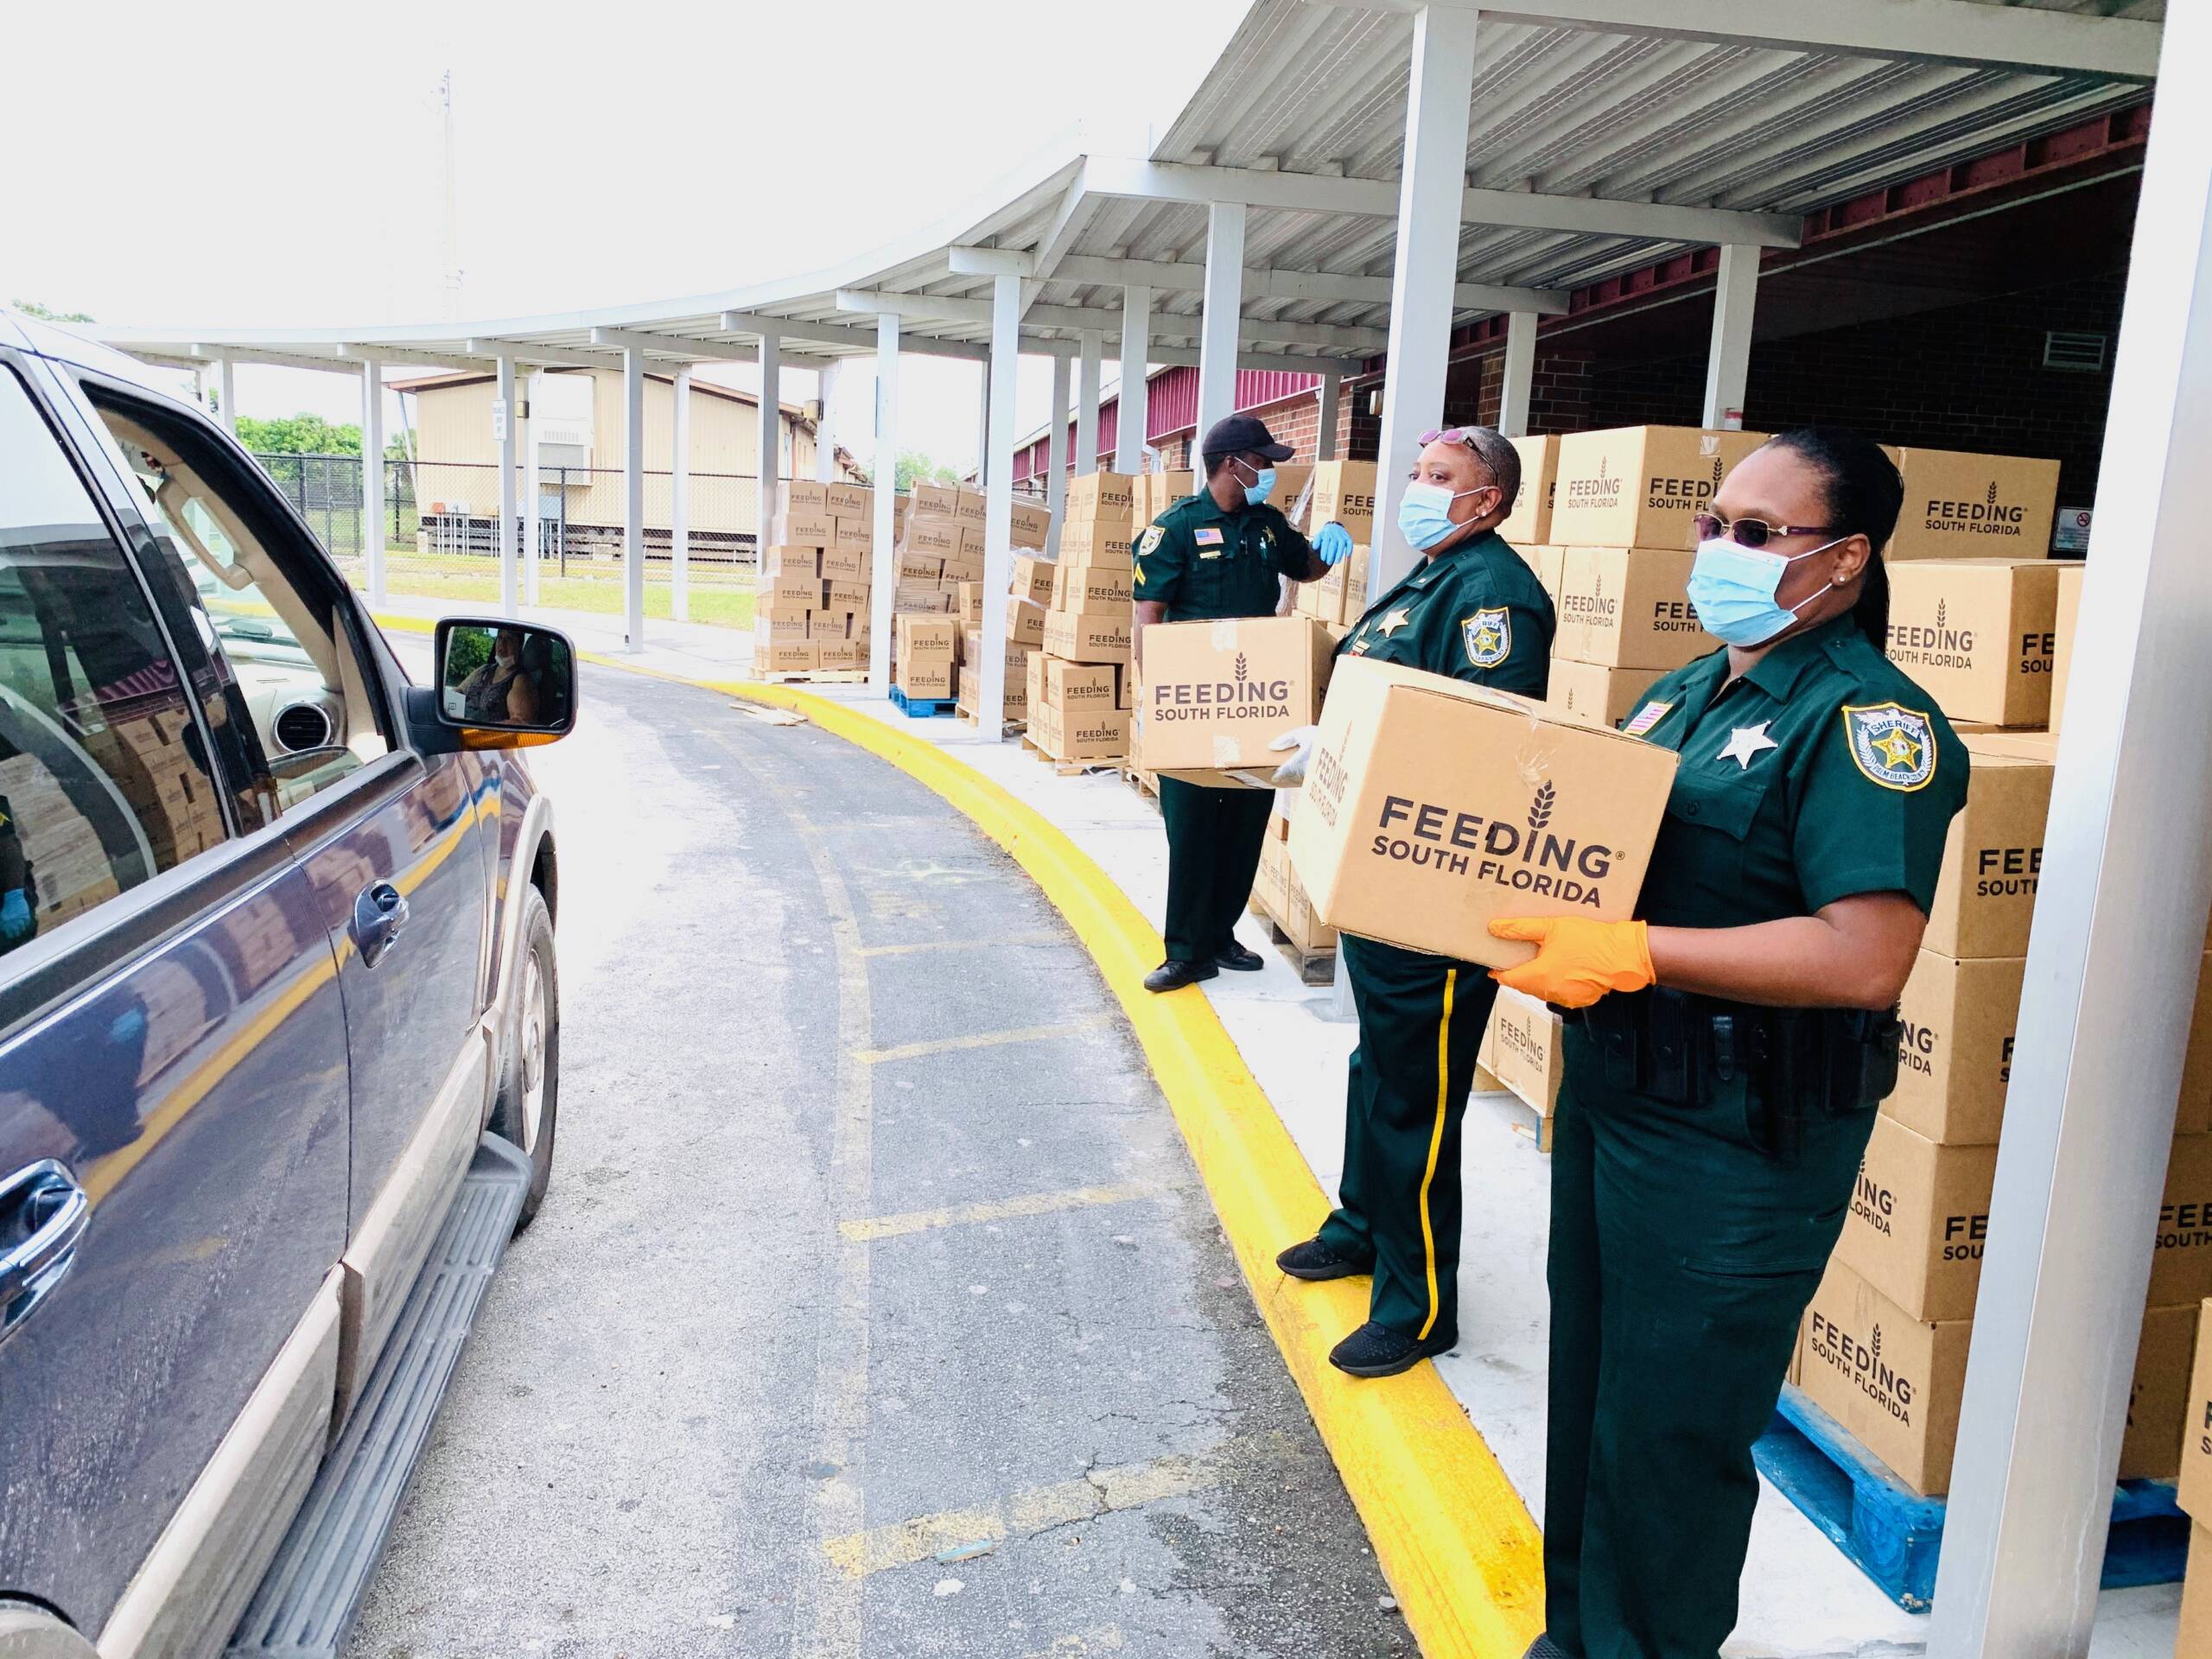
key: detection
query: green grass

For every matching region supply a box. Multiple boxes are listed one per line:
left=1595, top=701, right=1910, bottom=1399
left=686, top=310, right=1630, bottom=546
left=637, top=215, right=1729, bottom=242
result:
left=352, top=550, right=755, bottom=629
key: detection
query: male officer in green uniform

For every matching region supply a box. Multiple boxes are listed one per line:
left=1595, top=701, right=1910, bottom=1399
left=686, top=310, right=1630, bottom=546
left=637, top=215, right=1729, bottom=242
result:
left=1132, top=413, right=1334, bottom=993
left=1271, top=425, right=1558, bottom=1376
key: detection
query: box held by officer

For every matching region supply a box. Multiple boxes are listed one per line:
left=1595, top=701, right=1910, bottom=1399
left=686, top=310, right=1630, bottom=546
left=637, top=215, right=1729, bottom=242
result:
left=1551, top=546, right=1716, bottom=671
left=1551, top=426, right=1770, bottom=550
left=1886, top=448, right=2061, bottom=562
left=1883, top=558, right=2061, bottom=727
left=1133, top=616, right=1335, bottom=787
left=1287, top=658, right=1678, bottom=969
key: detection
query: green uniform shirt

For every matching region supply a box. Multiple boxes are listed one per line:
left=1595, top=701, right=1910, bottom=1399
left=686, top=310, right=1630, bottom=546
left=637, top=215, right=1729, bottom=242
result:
left=1623, top=612, right=1968, bottom=929
left=1131, top=490, right=1316, bottom=620
left=1338, top=530, right=1555, bottom=699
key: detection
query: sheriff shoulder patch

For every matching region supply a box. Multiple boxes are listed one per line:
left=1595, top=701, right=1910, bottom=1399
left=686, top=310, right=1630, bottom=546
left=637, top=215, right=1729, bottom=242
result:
left=1461, top=607, right=1510, bottom=669
left=1842, top=701, right=1937, bottom=791
left=1624, top=700, right=1674, bottom=737
left=1136, top=524, right=1165, bottom=556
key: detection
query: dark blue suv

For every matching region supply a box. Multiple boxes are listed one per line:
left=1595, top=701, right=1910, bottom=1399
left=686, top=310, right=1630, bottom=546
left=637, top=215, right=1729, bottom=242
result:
left=0, top=311, right=575, bottom=1659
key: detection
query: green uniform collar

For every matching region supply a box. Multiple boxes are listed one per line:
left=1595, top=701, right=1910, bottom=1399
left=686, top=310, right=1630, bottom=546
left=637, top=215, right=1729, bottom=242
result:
left=1185, top=486, right=1243, bottom=524
left=1681, top=610, right=1858, bottom=706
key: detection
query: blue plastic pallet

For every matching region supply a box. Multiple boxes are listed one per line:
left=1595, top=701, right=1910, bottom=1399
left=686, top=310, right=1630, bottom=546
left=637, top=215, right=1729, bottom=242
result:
left=887, top=687, right=954, bottom=719
left=1753, top=1384, right=2188, bottom=1612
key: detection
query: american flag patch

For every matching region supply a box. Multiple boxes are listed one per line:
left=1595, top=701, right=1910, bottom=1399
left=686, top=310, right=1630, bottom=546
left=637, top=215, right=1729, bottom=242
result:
left=1624, top=701, right=1674, bottom=736
left=1194, top=527, right=1224, bottom=546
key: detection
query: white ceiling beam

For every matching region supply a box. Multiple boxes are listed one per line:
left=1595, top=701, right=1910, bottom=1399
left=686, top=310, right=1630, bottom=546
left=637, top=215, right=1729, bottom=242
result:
left=836, top=289, right=1389, bottom=353
left=467, top=337, right=620, bottom=370
left=1148, top=346, right=1369, bottom=378
left=948, top=246, right=1035, bottom=277
left=590, top=326, right=835, bottom=372
left=1392, top=0, right=2162, bottom=83
left=1047, top=253, right=1567, bottom=315
left=1082, top=155, right=1802, bottom=248
left=336, top=343, right=486, bottom=371
left=187, top=343, right=362, bottom=374
left=1024, top=175, right=1097, bottom=313
left=715, top=308, right=991, bottom=362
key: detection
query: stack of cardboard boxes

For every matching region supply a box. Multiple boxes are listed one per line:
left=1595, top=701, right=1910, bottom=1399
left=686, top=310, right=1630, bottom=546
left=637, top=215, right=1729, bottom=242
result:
left=1478, top=986, right=1565, bottom=1152
left=1254, top=786, right=1335, bottom=961
left=1027, top=472, right=1134, bottom=763
left=753, top=480, right=879, bottom=677
left=1292, top=461, right=1377, bottom=633
left=2178, top=1306, right=2212, bottom=1644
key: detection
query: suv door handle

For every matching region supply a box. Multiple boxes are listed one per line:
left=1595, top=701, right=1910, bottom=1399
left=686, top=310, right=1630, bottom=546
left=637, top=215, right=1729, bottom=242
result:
left=0, top=1160, right=90, bottom=1342
left=352, top=881, right=410, bottom=969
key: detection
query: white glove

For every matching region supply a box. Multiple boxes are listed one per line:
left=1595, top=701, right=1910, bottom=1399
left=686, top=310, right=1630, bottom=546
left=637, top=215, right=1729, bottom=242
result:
left=1268, top=724, right=1319, bottom=787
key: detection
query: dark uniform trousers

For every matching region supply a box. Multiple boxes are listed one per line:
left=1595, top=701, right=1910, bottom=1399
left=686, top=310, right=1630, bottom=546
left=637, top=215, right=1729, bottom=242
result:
left=1543, top=1025, right=1877, bottom=1659
left=1157, top=775, right=1276, bottom=964
left=1318, top=933, right=1497, bottom=1344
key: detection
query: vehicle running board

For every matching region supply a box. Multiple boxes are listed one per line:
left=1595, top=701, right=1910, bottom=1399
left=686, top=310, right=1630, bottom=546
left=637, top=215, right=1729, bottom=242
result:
left=226, top=1133, right=531, bottom=1658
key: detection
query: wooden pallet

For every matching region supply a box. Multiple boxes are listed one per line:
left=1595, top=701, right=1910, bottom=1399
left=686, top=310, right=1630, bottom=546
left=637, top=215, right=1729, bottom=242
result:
left=887, top=687, right=956, bottom=719
left=1752, top=1383, right=2187, bottom=1612
left=1019, top=735, right=1115, bottom=777
left=1120, top=765, right=1160, bottom=800
left=955, top=709, right=1027, bottom=737
left=1259, top=917, right=1336, bottom=984
left=755, top=669, right=868, bottom=686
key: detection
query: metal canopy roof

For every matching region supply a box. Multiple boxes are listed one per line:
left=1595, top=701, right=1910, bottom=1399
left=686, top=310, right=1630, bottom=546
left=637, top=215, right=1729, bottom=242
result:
left=96, top=0, right=2160, bottom=380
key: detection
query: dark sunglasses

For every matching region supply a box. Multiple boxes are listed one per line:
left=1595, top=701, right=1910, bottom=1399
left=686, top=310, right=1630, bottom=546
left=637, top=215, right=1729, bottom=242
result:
left=1693, top=511, right=1846, bottom=550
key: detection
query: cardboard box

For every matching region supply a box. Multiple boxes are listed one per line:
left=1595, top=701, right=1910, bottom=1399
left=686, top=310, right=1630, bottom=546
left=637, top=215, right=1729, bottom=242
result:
left=1546, top=658, right=1662, bottom=731
left=952, top=582, right=982, bottom=625
left=1049, top=707, right=1129, bottom=761
left=809, top=611, right=856, bottom=641
left=1255, top=833, right=1337, bottom=954
left=906, top=518, right=963, bottom=559
left=1007, top=599, right=1047, bottom=650
left=1888, top=448, right=2062, bottom=563
left=1552, top=546, right=1715, bottom=671
left=1287, top=658, right=1678, bottom=969
left=1340, top=544, right=1372, bottom=626
left=825, top=481, right=872, bottom=520
left=1046, top=659, right=1119, bottom=713
left=2183, top=1525, right=2212, bottom=1655
left=1153, top=471, right=1195, bottom=515
left=2129, top=1301, right=2201, bottom=1483
left=819, top=545, right=868, bottom=584
left=753, top=611, right=810, bottom=642
left=899, top=550, right=945, bottom=583
left=1799, top=1260, right=1969, bottom=1497
left=1925, top=741, right=2053, bottom=959
left=1042, top=607, right=1131, bottom=664
left=1134, top=616, right=1336, bottom=786
left=1883, top=559, right=2061, bottom=728
left=894, top=613, right=957, bottom=663
left=898, top=658, right=953, bottom=698
left=939, top=551, right=986, bottom=583
left=912, top=482, right=961, bottom=518
left=1310, top=461, right=1379, bottom=542
left=816, top=639, right=861, bottom=671
left=1009, top=499, right=1052, bottom=549
left=753, top=587, right=816, bottom=623
left=778, top=479, right=831, bottom=518
left=827, top=579, right=871, bottom=612
left=832, top=517, right=872, bottom=555
left=954, top=488, right=987, bottom=527
left=1059, top=519, right=1135, bottom=566
left=761, top=544, right=820, bottom=578
left=1533, top=543, right=1566, bottom=602
left=1489, top=985, right=1564, bottom=1118
left=1013, top=554, right=1057, bottom=607
left=772, top=506, right=836, bottom=548
left=1052, top=563, right=1135, bottom=612
left=1296, top=569, right=1340, bottom=626
left=1843, top=1116, right=2212, bottom=1318
left=893, top=583, right=952, bottom=613
left=761, top=568, right=822, bottom=610
left=2181, top=1298, right=2212, bottom=1518
left=2050, top=562, right=2084, bottom=734
left=1497, top=435, right=1558, bottom=546
left=757, top=639, right=819, bottom=675
left=1552, top=426, right=1770, bottom=550
left=1888, top=950, right=2026, bottom=1147
left=1273, top=465, right=1313, bottom=518
left=1027, top=649, right=1049, bottom=715
left=2183, top=958, right=2212, bottom=1141
left=1066, top=473, right=1135, bottom=517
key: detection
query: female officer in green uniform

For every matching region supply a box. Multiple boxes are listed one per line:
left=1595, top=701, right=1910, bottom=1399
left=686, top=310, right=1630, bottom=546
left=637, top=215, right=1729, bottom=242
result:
left=1274, top=425, right=1557, bottom=1378
left=1487, top=429, right=1968, bottom=1659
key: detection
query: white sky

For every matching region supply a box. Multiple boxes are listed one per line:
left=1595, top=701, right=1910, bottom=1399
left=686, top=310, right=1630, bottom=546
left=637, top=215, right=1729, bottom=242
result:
left=4, top=0, right=1250, bottom=473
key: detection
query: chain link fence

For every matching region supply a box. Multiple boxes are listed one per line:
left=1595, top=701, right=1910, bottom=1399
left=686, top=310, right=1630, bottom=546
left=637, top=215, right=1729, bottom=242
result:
left=254, top=453, right=766, bottom=627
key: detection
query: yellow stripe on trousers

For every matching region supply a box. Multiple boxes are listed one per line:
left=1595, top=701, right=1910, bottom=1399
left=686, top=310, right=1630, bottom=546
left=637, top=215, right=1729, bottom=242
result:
left=1417, top=968, right=1457, bottom=1342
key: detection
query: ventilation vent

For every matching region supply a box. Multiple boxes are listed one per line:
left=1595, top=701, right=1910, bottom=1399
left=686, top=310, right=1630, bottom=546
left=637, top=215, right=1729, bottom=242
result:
left=2044, top=331, right=2107, bottom=372
left=274, top=702, right=334, bottom=753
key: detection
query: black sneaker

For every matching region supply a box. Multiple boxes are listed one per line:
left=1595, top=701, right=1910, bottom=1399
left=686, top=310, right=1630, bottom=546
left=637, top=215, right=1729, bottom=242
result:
left=1144, top=958, right=1219, bottom=993
left=1327, top=1321, right=1456, bottom=1378
left=1216, top=940, right=1264, bottom=971
left=1275, top=1236, right=1367, bottom=1281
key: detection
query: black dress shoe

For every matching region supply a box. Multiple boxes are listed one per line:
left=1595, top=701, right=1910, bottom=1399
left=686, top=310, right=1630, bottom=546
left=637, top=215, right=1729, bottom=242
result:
left=1144, top=958, right=1219, bottom=993
left=1216, top=940, right=1264, bottom=971
left=1275, top=1236, right=1368, bottom=1281
left=1327, top=1321, right=1455, bottom=1378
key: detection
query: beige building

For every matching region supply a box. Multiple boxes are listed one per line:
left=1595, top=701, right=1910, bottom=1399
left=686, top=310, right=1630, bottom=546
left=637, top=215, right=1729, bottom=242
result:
left=391, top=367, right=859, bottom=554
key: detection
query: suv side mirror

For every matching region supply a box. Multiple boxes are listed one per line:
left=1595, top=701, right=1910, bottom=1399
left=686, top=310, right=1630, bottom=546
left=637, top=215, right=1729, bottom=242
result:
left=428, top=619, right=578, bottom=749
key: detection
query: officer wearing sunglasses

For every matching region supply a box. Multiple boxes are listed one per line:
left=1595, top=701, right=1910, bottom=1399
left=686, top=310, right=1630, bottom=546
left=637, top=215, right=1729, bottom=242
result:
left=1270, top=423, right=1556, bottom=1378
left=1485, top=429, right=1968, bottom=1659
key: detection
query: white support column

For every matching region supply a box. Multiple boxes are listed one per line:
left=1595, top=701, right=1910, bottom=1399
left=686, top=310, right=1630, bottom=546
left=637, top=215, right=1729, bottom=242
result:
left=216, top=357, right=237, bottom=435
left=495, top=353, right=518, bottom=617
left=868, top=315, right=899, bottom=694
left=1077, top=330, right=1103, bottom=474
left=1046, top=352, right=1071, bottom=556
left=755, top=329, right=782, bottom=562
left=1317, top=370, right=1342, bottom=461
left=1499, top=312, right=1539, bottom=438
left=359, top=359, right=386, bottom=605
left=622, top=346, right=645, bottom=652
left=1194, top=202, right=1248, bottom=453
left=1701, top=244, right=1759, bottom=431
left=671, top=365, right=692, bottom=623
left=815, top=362, right=839, bottom=484
left=522, top=369, right=542, bottom=607
left=1116, top=285, right=1152, bottom=474
left=1931, top=23, right=2212, bottom=1651
left=1370, top=5, right=1481, bottom=595
left=978, top=275, right=1020, bottom=739
left=976, top=354, right=991, bottom=485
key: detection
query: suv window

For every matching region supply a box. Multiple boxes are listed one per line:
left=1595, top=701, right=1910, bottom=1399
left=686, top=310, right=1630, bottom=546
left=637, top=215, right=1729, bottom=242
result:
left=87, top=396, right=393, bottom=818
left=0, top=365, right=227, bottom=949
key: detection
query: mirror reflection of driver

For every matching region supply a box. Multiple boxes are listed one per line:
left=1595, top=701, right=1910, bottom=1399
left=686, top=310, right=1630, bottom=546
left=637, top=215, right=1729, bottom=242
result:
left=456, top=628, right=541, bottom=725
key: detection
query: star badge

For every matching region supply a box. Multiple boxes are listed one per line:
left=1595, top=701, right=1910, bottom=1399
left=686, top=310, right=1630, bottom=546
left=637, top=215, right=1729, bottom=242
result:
left=1377, top=607, right=1414, bottom=638
left=1718, top=721, right=1779, bottom=770
left=1873, top=728, right=1923, bottom=772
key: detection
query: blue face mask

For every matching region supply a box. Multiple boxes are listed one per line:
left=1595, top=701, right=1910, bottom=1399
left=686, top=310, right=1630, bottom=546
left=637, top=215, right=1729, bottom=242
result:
left=1234, top=459, right=1278, bottom=506
left=1685, top=535, right=1844, bottom=647
left=1396, top=480, right=1495, bottom=551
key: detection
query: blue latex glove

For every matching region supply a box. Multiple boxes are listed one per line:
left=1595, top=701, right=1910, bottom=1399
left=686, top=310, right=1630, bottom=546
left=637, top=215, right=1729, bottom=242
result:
left=1314, top=522, right=1353, bottom=567
left=0, top=888, right=29, bottom=942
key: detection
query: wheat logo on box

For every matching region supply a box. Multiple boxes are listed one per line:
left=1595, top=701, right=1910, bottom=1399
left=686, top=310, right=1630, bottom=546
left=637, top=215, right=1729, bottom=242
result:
left=1844, top=702, right=1937, bottom=792
left=1807, top=1309, right=1916, bottom=1420
left=1461, top=607, right=1511, bottom=669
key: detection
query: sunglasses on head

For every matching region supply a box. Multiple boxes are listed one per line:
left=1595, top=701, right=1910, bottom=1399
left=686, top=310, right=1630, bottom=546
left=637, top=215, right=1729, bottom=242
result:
left=1419, top=428, right=1483, bottom=448
left=1693, top=511, right=1847, bottom=550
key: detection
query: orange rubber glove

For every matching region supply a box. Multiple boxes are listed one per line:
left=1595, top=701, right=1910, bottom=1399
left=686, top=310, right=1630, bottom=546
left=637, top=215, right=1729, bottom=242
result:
left=1487, top=917, right=1655, bottom=1009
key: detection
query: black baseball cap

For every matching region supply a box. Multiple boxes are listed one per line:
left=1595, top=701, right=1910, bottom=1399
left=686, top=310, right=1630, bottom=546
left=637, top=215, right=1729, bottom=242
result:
left=1199, top=413, right=1294, bottom=463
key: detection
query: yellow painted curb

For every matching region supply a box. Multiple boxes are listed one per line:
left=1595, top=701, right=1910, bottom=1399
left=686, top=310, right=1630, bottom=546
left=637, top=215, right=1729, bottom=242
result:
left=373, top=617, right=1545, bottom=1656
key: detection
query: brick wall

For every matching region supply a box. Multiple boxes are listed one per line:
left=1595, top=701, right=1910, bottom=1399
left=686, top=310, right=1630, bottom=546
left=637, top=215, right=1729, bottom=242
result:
left=1153, top=383, right=1384, bottom=470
